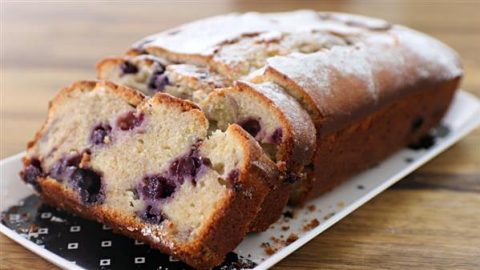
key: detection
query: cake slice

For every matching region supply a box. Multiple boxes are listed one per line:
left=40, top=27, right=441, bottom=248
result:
left=202, top=81, right=315, bottom=177
left=201, top=81, right=316, bottom=229
left=20, top=80, right=278, bottom=269
left=96, top=55, right=230, bottom=103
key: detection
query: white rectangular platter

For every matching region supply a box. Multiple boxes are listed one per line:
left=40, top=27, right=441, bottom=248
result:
left=1, top=90, right=479, bottom=270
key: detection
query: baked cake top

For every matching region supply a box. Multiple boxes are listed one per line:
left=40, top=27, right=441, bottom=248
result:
left=131, top=10, right=463, bottom=134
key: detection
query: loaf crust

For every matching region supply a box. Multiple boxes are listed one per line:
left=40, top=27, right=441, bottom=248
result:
left=289, top=78, right=459, bottom=203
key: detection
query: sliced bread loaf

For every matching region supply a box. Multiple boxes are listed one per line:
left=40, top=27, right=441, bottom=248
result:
left=96, top=55, right=316, bottom=230
left=21, top=80, right=278, bottom=269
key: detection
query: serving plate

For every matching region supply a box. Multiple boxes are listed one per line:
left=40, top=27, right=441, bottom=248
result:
left=1, top=90, right=479, bottom=270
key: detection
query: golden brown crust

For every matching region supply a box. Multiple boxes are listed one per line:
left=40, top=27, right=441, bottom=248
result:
left=290, top=78, right=460, bottom=205
left=249, top=178, right=290, bottom=231
left=226, top=124, right=286, bottom=231
left=95, top=56, right=125, bottom=72
left=149, top=90, right=201, bottom=111
left=49, top=80, right=146, bottom=112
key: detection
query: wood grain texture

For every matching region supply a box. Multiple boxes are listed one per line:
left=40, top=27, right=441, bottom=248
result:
left=1, top=1, right=479, bottom=269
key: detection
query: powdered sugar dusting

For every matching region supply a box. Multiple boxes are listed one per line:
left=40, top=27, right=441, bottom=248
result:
left=390, top=26, right=462, bottom=81
left=255, top=31, right=284, bottom=43
left=264, top=46, right=377, bottom=120
left=318, top=12, right=392, bottom=31
left=135, top=10, right=370, bottom=57
left=263, top=24, right=462, bottom=130
left=130, top=10, right=462, bottom=134
left=137, top=12, right=280, bottom=56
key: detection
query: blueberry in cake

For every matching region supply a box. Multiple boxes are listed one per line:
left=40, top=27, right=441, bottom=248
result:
left=21, top=80, right=278, bottom=269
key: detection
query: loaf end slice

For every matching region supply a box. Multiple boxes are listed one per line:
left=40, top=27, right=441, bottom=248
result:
left=201, top=81, right=316, bottom=230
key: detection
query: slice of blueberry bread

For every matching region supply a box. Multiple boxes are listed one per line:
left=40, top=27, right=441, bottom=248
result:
left=20, top=80, right=278, bottom=269
left=202, top=81, right=315, bottom=177
left=96, top=55, right=316, bottom=231
left=97, top=55, right=230, bottom=103
left=201, top=81, right=316, bottom=229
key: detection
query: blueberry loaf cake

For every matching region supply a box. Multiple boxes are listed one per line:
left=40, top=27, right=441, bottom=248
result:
left=98, top=10, right=462, bottom=205
left=20, top=80, right=279, bottom=269
left=21, top=10, right=463, bottom=270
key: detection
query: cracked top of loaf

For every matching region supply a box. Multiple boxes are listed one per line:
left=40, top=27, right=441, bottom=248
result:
left=131, top=10, right=463, bottom=135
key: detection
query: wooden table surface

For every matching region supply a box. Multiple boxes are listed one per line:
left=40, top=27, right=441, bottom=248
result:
left=1, top=1, right=479, bottom=269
